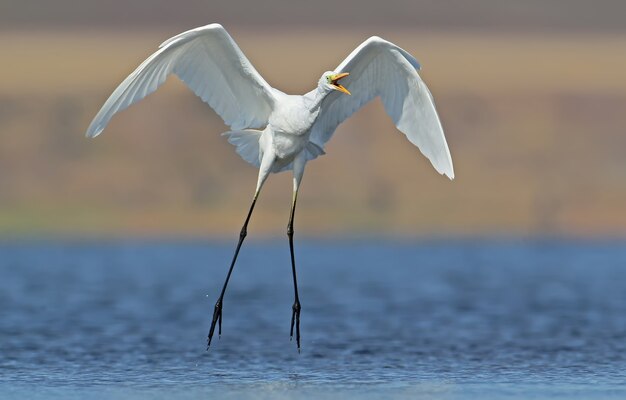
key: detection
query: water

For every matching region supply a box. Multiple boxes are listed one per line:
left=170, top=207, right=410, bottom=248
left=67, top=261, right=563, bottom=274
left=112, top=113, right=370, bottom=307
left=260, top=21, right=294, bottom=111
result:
left=1, top=239, right=625, bottom=399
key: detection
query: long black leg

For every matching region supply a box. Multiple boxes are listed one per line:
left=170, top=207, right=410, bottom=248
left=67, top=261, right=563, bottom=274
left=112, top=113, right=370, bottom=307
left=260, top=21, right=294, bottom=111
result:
left=207, top=193, right=258, bottom=349
left=288, top=191, right=301, bottom=352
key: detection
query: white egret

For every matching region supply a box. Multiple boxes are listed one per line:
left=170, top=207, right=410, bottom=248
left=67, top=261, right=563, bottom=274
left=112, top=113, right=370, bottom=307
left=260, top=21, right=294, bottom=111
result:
left=86, top=23, right=454, bottom=351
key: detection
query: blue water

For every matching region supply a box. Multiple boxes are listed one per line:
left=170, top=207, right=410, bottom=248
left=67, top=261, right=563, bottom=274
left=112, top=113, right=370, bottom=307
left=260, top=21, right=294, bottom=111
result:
left=1, top=239, right=625, bottom=399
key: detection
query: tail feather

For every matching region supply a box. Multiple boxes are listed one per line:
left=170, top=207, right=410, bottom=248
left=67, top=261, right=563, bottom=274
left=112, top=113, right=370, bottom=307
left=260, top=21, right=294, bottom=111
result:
left=222, top=129, right=263, bottom=167
left=223, top=129, right=326, bottom=172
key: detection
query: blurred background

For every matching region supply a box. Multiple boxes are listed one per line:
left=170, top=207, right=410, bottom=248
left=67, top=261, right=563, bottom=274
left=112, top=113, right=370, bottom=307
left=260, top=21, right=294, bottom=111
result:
left=2, top=3, right=626, bottom=397
left=1, top=0, right=626, bottom=238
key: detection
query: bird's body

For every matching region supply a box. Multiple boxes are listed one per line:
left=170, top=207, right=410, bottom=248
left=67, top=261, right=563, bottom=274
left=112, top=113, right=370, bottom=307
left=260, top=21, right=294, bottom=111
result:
left=265, top=93, right=320, bottom=167
left=86, top=23, right=454, bottom=352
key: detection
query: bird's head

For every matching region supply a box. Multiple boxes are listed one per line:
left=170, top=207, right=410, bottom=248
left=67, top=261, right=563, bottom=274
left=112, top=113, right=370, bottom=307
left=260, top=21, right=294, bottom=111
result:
left=319, top=71, right=351, bottom=95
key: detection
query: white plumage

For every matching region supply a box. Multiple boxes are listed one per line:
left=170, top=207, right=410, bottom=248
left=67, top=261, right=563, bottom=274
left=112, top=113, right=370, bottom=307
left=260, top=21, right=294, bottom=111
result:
left=310, top=36, right=454, bottom=178
left=87, top=23, right=453, bottom=181
left=86, top=23, right=454, bottom=351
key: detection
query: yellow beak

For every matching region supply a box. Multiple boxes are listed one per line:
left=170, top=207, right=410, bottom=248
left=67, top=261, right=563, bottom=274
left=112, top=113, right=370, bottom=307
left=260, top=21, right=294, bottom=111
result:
left=330, top=72, right=351, bottom=95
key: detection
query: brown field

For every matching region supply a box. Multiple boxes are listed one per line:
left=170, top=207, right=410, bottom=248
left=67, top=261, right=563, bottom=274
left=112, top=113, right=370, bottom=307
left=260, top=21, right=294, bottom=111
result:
left=1, top=29, right=626, bottom=237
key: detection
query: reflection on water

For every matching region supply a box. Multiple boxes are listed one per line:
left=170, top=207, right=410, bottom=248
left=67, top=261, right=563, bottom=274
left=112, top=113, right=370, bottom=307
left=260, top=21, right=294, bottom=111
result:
left=0, top=239, right=625, bottom=399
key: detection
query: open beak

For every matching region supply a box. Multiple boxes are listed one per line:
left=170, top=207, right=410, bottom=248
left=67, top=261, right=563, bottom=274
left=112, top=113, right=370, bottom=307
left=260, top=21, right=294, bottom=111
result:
left=330, top=72, right=351, bottom=95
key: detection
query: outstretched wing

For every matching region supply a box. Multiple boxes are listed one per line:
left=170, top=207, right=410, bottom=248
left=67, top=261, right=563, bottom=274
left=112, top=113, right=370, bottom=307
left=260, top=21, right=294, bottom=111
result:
left=310, top=37, right=454, bottom=179
left=86, top=24, right=276, bottom=138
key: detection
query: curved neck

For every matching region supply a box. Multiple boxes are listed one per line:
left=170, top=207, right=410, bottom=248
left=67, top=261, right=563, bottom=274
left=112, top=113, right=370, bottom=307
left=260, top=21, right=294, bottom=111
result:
left=308, top=86, right=332, bottom=114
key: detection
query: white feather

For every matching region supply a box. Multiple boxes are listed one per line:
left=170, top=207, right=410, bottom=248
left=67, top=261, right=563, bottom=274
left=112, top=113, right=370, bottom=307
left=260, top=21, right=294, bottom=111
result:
left=222, top=129, right=263, bottom=167
left=85, top=24, right=276, bottom=138
left=309, top=37, right=454, bottom=179
left=86, top=26, right=453, bottom=183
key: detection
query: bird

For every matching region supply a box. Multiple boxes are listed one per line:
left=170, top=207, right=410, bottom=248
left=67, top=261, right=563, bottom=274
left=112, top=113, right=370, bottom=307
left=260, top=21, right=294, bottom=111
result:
left=86, top=23, right=454, bottom=352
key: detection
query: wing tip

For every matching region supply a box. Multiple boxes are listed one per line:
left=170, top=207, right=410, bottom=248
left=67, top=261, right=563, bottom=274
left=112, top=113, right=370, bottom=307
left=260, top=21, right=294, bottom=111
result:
left=444, top=157, right=455, bottom=180
left=436, top=163, right=455, bottom=180
left=85, top=125, right=103, bottom=138
left=432, top=153, right=455, bottom=180
left=441, top=155, right=455, bottom=180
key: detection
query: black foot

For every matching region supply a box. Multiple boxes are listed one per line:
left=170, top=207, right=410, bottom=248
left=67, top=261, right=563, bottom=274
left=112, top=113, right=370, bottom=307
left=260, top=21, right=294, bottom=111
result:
left=207, top=299, right=223, bottom=350
left=290, top=299, right=301, bottom=352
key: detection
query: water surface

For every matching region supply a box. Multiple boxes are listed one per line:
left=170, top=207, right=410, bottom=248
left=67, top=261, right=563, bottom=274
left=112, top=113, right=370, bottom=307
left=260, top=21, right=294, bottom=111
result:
left=1, top=239, right=625, bottom=399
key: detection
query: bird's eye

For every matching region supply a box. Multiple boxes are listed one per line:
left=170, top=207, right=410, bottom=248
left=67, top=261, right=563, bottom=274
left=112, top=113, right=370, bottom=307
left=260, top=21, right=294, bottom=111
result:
left=326, top=76, right=331, bottom=83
